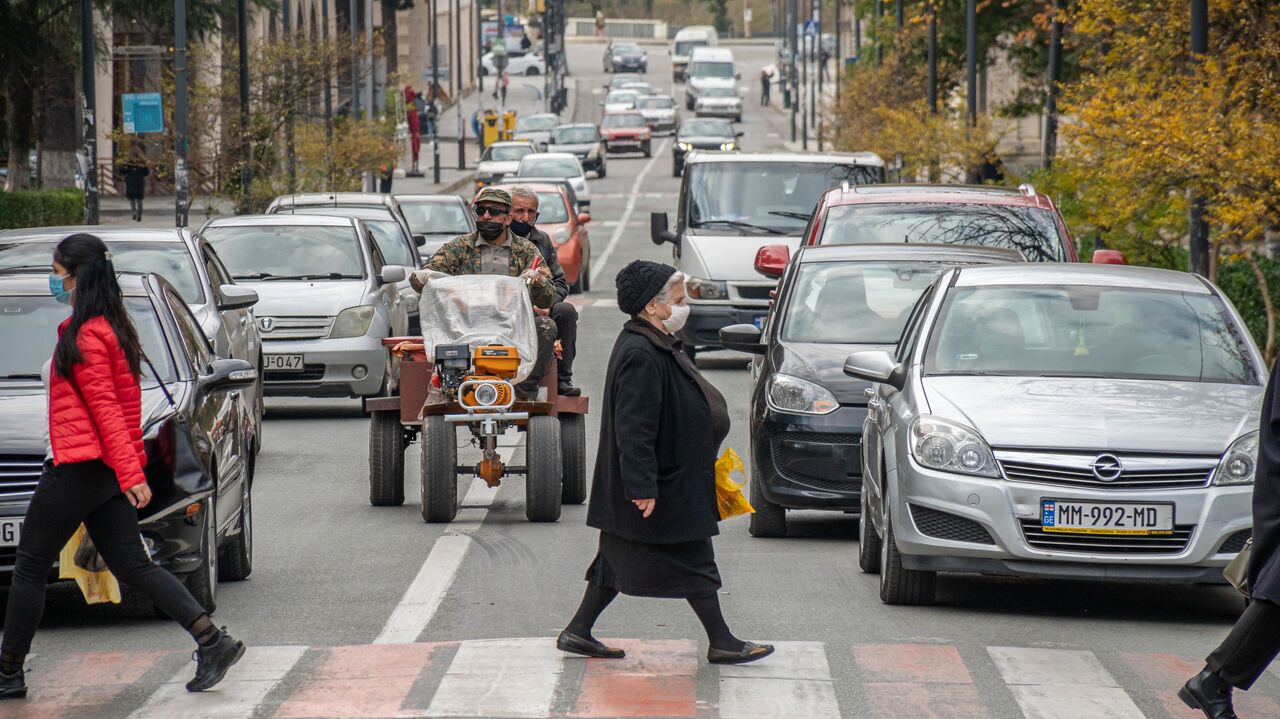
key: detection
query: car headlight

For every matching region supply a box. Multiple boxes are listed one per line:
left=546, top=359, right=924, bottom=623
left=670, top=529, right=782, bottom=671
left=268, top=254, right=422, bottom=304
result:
left=909, top=415, right=999, bottom=478
left=678, top=142, right=693, bottom=151
left=329, top=305, right=376, bottom=339
left=1215, top=431, right=1258, bottom=485
left=720, top=142, right=735, bottom=150
left=553, top=227, right=570, bottom=245
left=685, top=276, right=727, bottom=300
left=767, top=373, right=839, bottom=415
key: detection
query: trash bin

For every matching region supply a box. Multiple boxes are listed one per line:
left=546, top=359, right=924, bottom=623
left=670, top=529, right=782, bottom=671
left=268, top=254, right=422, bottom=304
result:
left=501, top=111, right=517, bottom=141
left=482, top=110, right=502, bottom=148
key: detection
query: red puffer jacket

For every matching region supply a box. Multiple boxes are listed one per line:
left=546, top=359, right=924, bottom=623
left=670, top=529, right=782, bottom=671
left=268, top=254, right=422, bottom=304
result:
left=48, top=315, right=147, bottom=492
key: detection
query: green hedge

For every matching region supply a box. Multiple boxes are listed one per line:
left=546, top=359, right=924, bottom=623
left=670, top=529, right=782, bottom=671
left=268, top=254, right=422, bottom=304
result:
left=0, top=189, right=84, bottom=230
left=1216, top=256, right=1280, bottom=355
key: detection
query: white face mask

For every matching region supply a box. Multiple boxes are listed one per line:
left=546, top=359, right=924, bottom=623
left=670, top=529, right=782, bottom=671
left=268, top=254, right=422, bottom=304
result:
left=661, top=302, right=690, bottom=334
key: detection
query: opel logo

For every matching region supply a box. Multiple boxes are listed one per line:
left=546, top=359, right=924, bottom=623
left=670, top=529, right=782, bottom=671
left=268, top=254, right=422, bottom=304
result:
left=1092, top=454, right=1124, bottom=482
left=258, top=317, right=274, bottom=332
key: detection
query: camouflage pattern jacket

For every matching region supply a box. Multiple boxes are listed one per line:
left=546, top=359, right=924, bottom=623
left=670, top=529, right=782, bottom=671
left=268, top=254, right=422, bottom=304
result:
left=426, top=229, right=556, bottom=309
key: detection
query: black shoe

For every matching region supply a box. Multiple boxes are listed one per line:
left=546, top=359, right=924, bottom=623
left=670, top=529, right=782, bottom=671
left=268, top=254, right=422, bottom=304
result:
left=0, top=668, right=26, bottom=699
left=558, top=383, right=581, bottom=397
left=1179, top=667, right=1238, bottom=719
left=556, top=630, right=625, bottom=659
left=708, top=641, right=775, bottom=665
left=186, top=629, right=246, bottom=692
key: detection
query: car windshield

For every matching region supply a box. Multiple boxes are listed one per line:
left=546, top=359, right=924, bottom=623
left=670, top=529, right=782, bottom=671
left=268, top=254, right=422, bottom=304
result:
left=484, top=145, right=534, bottom=162
left=203, top=225, right=365, bottom=280
left=535, top=192, right=569, bottom=223
left=0, top=295, right=175, bottom=383
left=924, top=285, right=1259, bottom=384
left=552, top=127, right=600, bottom=144
left=700, top=87, right=738, bottom=98
left=400, top=201, right=472, bottom=236
left=516, top=116, right=556, bottom=132
left=691, top=60, right=734, bottom=78
left=364, top=220, right=415, bottom=266
left=637, top=97, right=674, bottom=109
left=675, top=40, right=709, bottom=56
left=819, top=202, right=1067, bottom=262
left=603, top=114, right=646, bottom=128
left=621, top=84, right=653, bottom=94
left=686, top=161, right=881, bottom=234
left=680, top=119, right=732, bottom=138
left=613, top=44, right=641, bottom=55
left=519, top=158, right=580, bottom=177
left=0, top=240, right=204, bottom=304
left=605, top=91, right=638, bottom=105
left=783, top=261, right=954, bottom=344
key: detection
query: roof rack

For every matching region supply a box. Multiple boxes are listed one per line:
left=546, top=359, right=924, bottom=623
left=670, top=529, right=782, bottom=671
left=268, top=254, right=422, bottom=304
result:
left=1017, top=183, right=1037, bottom=197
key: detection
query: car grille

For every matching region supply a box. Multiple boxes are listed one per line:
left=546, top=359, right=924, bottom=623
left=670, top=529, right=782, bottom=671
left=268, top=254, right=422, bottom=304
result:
left=910, top=504, right=995, bottom=545
left=769, top=432, right=860, bottom=492
left=265, top=363, right=326, bottom=382
left=1219, top=529, right=1252, bottom=554
left=0, top=456, right=43, bottom=502
left=735, top=285, right=774, bottom=301
left=1019, top=519, right=1195, bottom=554
left=259, top=316, right=335, bottom=341
left=995, top=450, right=1217, bottom=490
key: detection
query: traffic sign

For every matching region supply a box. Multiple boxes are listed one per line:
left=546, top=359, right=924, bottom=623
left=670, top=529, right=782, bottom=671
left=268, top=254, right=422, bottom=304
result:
left=804, top=20, right=818, bottom=37
left=121, top=93, right=163, bottom=134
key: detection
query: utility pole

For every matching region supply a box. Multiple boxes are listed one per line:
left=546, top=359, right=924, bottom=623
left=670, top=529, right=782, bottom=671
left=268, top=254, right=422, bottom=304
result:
left=284, top=0, right=297, bottom=193
left=927, top=0, right=937, bottom=113
left=801, top=15, right=808, bottom=149
left=966, top=0, right=977, bottom=130
left=789, top=0, right=798, bottom=142
left=432, top=0, right=441, bottom=183
left=816, top=0, right=822, bottom=151
left=365, top=0, right=374, bottom=119
left=477, top=0, right=484, bottom=93
left=455, top=0, right=464, bottom=169
left=239, top=0, right=252, bottom=208
left=351, top=0, right=360, bottom=121
left=322, top=0, right=333, bottom=126
left=1188, top=0, right=1209, bottom=276
left=175, top=0, right=189, bottom=227
left=80, top=0, right=98, bottom=224
left=834, top=0, right=840, bottom=103
left=1042, top=0, right=1062, bottom=169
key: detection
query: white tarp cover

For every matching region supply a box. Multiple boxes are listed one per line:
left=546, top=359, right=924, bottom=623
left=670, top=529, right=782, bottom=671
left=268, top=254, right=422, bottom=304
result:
left=418, top=273, right=539, bottom=382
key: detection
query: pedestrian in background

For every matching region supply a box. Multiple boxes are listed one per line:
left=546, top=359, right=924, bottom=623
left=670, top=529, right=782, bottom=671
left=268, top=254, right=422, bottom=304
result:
left=819, top=47, right=830, bottom=81
left=0, top=234, right=245, bottom=700
left=1182, top=358, right=1280, bottom=718
left=557, top=260, right=774, bottom=666
left=117, top=147, right=149, bottom=222
left=760, top=68, right=773, bottom=106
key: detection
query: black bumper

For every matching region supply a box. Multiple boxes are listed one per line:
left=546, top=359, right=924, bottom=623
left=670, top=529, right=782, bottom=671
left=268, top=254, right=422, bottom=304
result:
left=752, top=406, right=866, bottom=511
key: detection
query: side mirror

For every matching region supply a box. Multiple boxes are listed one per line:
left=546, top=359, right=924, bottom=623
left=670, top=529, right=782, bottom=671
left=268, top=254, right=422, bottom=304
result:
left=735, top=131, right=744, bottom=137
left=650, top=212, right=678, bottom=246
left=843, top=351, right=905, bottom=390
left=202, top=358, right=257, bottom=392
left=380, top=265, right=408, bottom=284
left=216, top=284, right=259, bottom=311
left=1091, top=249, right=1128, bottom=265
left=754, top=244, right=790, bottom=279
left=413, top=234, right=427, bottom=247
left=577, top=212, right=591, bottom=224
left=735, top=72, right=742, bottom=79
left=719, top=323, right=767, bottom=355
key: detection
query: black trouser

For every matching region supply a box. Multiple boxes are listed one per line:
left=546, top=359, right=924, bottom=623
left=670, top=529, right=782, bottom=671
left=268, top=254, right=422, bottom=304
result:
left=1206, top=597, right=1280, bottom=690
left=0, top=460, right=206, bottom=657
left=761, top=85, right=770, bottom=105
left=517, top=315, right=558, bottom=398
left=128, top=197, right=143, bottom=219
left=549, top=302, right=578, bottom=384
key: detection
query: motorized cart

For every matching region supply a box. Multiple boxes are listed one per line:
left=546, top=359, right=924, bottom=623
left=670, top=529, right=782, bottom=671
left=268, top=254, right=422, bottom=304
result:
left=364, top=275, right=589, bottom=523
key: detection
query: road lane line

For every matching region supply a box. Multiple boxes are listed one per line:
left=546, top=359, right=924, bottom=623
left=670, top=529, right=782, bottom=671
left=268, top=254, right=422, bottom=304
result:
left=589, top=138, right=672, bottom=288
left=426, top=638, right=565, bottom=718
left=989, top=647, right=1144, bottom=719
left=129, top=645, right=307, bottom=719
left=717, top=641, right=841, bottom=719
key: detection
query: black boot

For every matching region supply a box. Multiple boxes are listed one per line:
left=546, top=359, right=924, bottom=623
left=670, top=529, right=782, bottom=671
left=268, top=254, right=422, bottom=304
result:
left=186, top=628, right=245, bottom=692
left=0, top=667, right=26, bottom=699
left=1179, top=667, right=1239, bottom=719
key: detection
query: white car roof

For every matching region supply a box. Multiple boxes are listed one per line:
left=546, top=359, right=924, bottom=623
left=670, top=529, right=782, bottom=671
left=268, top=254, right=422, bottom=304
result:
left=953, top=263, right=1212, bottom=294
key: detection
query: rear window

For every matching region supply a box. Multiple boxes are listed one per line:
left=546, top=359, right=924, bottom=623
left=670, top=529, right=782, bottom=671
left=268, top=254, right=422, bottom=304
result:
left=536, top=192, right=569, bottom=223
left=783, top=261, right=955, bottom=344
left=637, top=97, right=674, bottom=109
left=484, top=145, right=534, bottom=162
left=603, top=114, right=646, bottom=129
left=818, top=202, right=1067, bottom=262
left=0, top=239, right=204, bottom=304
left=519, top=158, right=580, bottom=178
left=401, top=201, right=472, bottom=236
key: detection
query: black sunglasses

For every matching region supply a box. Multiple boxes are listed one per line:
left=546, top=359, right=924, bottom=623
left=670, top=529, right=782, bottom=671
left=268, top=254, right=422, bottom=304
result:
left=474, top=205, right=508, bottom=218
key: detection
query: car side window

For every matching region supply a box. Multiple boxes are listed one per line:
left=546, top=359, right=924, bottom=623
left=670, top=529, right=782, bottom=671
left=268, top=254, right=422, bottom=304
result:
left=201, top=243, right=233, bottom=303
left=895, top=286, right=936, bottom=364
left=362, top=224, right=386, bottom=273
left=165, top=289, right=213, bottom=372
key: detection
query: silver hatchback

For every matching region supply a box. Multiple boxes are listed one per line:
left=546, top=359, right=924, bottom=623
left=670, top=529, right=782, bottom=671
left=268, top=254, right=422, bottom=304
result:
left=849, top=264, right=1263, bottom=605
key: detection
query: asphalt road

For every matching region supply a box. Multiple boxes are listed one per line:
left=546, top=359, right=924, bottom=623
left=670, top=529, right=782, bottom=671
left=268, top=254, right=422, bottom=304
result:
left=7, top=42, right=1276, bottom=719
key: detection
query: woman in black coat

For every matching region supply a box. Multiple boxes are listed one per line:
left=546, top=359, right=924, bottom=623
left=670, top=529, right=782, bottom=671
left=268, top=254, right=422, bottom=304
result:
left=556, top=259, right=773, bottom=665
left=1182, top=359, right=1280, bottom=719
left=116, top=148, right=149, bottom=222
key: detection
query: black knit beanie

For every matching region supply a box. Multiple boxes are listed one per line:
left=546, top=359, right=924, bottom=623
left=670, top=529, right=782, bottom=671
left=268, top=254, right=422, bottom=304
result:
left=615, top=259, right=677, bottom=316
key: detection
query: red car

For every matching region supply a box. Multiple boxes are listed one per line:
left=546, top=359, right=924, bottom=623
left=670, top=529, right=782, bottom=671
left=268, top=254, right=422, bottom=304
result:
left=524, top=181, right=593, bottom=293
left=600, top=111, right=653, bottom=157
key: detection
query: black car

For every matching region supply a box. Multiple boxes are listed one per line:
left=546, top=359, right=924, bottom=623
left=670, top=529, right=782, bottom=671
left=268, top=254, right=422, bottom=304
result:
left=0, top=272, right=259, bottom=612
left=718, top=244, right=1024, bottom=537
left=673, top=118, right=741, bottom=176
left=604, top=41, right=647, bottom=73
left=547, top=123, right=608, bottom=176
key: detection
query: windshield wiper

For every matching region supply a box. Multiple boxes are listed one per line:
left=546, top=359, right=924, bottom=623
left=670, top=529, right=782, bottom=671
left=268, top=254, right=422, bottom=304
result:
left=693, top=219, right=786, bottom=235
left=234, top=272, right=274, bottom=280
left=0, top=265, right=56, bottom=275
left=0, top=374, right=42, bottom=380
left=768, top=210, right=812, bottom=221
left=262, top=273, right=362, bottom=281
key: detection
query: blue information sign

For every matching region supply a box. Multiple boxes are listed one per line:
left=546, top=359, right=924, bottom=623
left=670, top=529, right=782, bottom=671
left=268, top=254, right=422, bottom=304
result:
left=122, top=93, right=163, bottom=134
left=804, top=20, right=819, bottom=37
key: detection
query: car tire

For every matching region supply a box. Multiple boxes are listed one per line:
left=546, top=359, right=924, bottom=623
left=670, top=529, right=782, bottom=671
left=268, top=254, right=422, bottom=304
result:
left=186, top=494, right=218, bottom=614
left=858, top=480, right=881, bottom=573
left=420, top=415, right=459, bottom=523
left=218, top=456, right=254, bottom=581
left=525, top=415, right=563, bottom=522
left=559, top=413, right=588, bottom=505
left=598, top=162, right=607, bottom=178
left=748, top=465, right=787, bottom=537
left=878, top=505, right=936, bottom=605
left=527, top=67, right=540, bottom=76
left=368, top=409, right=406, bottom=506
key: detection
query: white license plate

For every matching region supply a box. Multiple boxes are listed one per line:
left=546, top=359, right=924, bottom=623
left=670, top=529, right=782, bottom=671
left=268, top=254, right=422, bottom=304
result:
left=264, top=354, right=304, bottom=372
left=0, top=519, right=22, bottom=547
left=1041, top=499, right=1174, bottom=535
left=611, top=140, right=638, bottom=146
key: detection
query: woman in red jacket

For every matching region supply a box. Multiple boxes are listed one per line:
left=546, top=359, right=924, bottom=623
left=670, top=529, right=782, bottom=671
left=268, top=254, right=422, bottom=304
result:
left=0, top=234, right=245, bottom=700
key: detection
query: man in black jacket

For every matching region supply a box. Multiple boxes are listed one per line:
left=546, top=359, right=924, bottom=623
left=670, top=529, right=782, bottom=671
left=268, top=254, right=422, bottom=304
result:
left=508, top=185, right=581, bottom=396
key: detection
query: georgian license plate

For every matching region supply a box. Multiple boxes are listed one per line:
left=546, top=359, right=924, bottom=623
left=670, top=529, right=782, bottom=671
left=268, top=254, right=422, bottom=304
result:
left=263, top=354, right=304, bottom=372
left=1041, top=499, right=1174, bottom=535
left=0, top=519, right=22, bottom=547
left=611, top=139, right=638, bottom=146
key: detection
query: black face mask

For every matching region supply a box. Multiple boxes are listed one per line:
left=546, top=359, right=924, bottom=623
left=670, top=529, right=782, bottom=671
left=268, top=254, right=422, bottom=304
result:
left=509, top=220, right=535, bottom=237
left=476, top=221, right=505, bottom=240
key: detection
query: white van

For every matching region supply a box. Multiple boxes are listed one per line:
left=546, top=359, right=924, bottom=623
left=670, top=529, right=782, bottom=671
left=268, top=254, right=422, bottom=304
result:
left=671, top=25, right=718, bottom=82
left=685, top=47, right=737, bottom=111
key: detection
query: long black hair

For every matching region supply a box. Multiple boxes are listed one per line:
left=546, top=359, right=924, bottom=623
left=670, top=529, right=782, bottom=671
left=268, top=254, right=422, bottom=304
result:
left=53, top=233, right=143, bottom=379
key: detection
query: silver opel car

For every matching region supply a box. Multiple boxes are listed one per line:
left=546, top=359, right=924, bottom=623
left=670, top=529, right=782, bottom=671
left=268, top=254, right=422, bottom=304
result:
left=849, top=264, right=1263, bottom=605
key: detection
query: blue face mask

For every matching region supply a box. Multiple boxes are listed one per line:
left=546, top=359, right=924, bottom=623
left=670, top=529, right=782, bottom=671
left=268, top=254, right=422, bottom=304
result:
left=49, top=273, right=72, bottom=305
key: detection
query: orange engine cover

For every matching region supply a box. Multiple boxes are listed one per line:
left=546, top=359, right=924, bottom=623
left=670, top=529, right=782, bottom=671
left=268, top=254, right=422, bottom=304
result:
left=473, top=345, right=520, bottom=379
left=460, top=376, right=514, bottom=408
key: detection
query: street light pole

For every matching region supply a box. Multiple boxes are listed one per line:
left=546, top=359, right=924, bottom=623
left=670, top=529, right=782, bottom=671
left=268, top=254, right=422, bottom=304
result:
left=239, top=0, right=251, bottom=207
left=966, top=0, right=977, bottom=130
left=350, top=0, right=360, bottom=120
left=80, top=0, right=98, bottom=224
left=175, top=0, right=189, bottom=228
left=432, top=0, right=441, bottom=184
left=789, top=0, right=798, bottom=143
left=455, top=0, right=465, bottom=169
left=816, top=0, right=822, bottom=151
left=927, top=1, right=937, bottom=114
left=1042, top=0, right=1062, bottom=169
left=477, top=0, right=484, bottom=93
left=1188, top=0, right=1209, bottom=276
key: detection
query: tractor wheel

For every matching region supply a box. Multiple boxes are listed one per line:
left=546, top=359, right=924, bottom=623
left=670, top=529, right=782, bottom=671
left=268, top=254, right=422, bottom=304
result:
left=525, top=415, right=563, bottom=522
left=420, top=416, right=459, bottom=523
left=368, top=410, right=406, bottom=506
left=559, top=413, right=587, bottom=505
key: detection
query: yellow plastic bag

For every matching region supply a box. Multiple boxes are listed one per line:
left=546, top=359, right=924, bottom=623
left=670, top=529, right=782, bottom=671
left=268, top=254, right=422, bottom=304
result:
left=58, top=523, right=121, bottom=605
left=715, top=448, right=755, bottom=520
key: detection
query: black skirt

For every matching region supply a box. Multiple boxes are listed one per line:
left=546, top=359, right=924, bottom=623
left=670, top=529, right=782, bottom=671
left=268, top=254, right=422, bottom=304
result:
left=585, top=531, right=722, bottom=599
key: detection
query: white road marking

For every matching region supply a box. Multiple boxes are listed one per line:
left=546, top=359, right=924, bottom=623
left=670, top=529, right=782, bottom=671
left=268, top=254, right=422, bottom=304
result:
left=718, top=641, right=841, bottom=719
left=589, top=137, right=672, bottom=287
left=989, top=647, right=1144, bottom=719
left=426, top=638, right=565, bottom=718
left=988, top=646, right=1117, bottom=687
left=1008, top=685, right=1145, bottom=719
left=129, top=645, right=307, bottom=719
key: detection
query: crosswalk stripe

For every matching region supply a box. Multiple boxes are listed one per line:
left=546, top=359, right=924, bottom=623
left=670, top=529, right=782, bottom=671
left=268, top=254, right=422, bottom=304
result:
left=855, top=643, right=987, bottom=718
left=989, top=647, right=1143, bottom=719
left=863, top=682, right=990, bottom=719
left=718, top=641, right=840, bottom=719
left=16, top=650, right=170, bottom=719
left=129, top=645, right=307, bottom=719
left=569, top=639, right=698, bottom=718
left=274, top=643, right=446, bottom=718
left=1120, top=652, right=1280, bottom=719
left=426, top=638, right=564, bottom=718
